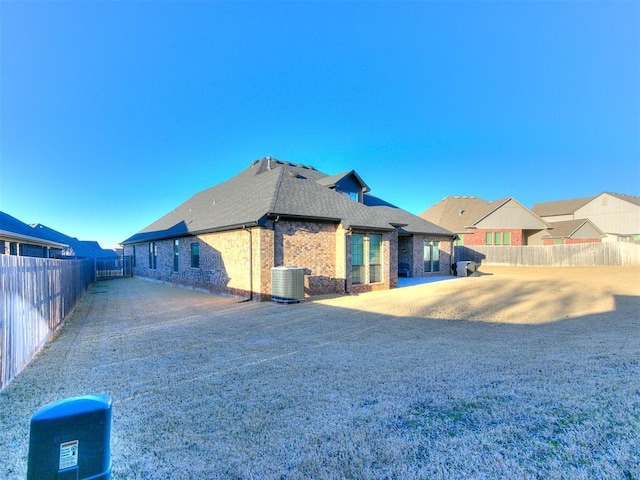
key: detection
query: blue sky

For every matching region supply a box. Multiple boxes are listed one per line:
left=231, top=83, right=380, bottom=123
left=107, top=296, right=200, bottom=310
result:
left=1, top=1, right=638, bottom=249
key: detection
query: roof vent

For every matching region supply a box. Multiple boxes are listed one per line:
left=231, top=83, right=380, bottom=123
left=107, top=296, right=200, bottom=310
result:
left=288, top=171, right=306, bottom=180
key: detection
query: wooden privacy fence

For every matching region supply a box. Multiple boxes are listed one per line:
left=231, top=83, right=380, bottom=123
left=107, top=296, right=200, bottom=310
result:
left=455, top=242, right=640, bottom=267
left=0, top=256, right=93, bottom=390
left=95, top=256, right=133, bottom=280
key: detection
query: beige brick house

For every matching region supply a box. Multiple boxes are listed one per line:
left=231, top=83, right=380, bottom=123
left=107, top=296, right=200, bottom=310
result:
left=122, top=158, right=454, bottom=300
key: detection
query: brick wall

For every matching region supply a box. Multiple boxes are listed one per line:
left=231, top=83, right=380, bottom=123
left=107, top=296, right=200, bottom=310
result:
left=409, top=234, right=453, bottom=277
left=274, top=220, right=343, bottom=295
left=396, top=235, right=453, bottom=277
left=464, top=229, right=524, bottom=246
left=124, top=229, right=256, bottom=298
left=254, top=227, right=274, bottom=301
left=543, top=237, right=601, bottom=246
left=564, top=238, right=602, bottom=245
left=123, top=224, right=453, bottom=300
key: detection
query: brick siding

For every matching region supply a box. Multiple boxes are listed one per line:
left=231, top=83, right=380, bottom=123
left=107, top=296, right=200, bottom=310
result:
left=124, top=229, right=257, bottom=298
left=274, top=220, right=344, bottom=295
left=398, top=234, right=453, bottom=277
left=124, top=222, right=452, bottom=300
left=543, top=237, right=602, bottom=246
left=463, top=229, right=524, bottom=246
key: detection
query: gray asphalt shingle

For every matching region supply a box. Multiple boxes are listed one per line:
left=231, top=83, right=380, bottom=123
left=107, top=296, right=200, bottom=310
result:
left=123, top=158, right=451, bottom=243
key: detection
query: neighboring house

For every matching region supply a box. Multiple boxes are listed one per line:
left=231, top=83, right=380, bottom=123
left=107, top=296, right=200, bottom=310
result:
left=532, top=192, right=640, bottom=243
left=29, top=224, right=118, bottom=259
left=122, top=157, right=455, bottom=300
left=0, top=211, right=67, bottom=257
left=419, top=196, right=551, bottom=246
left=538, top=219, right=605, bottom=245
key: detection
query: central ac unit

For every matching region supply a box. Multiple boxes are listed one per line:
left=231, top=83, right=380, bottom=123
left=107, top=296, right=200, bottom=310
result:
left=271, top=266, right=305, bottom=303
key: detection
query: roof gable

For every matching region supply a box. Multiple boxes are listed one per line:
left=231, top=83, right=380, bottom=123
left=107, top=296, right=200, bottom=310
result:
left=473, top=198, right=551, bottom=230
left=316, top=170, right=370, bottom=194
left=420, top=196, right=550, bottom=232
left=543, top=219, right=605, bottom=239
left=583, top=192, right=640, bottom=209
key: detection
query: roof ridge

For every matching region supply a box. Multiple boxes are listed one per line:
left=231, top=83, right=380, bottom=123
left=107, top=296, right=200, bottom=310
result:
left=268, top=165, right=287, bottom=214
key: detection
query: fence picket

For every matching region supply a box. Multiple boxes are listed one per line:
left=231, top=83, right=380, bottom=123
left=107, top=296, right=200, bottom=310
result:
left=455, top=242, right=640, bottom=267
left=0, top=256, right=93, bottom=390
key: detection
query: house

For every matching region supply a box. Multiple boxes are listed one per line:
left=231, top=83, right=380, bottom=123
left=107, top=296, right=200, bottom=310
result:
left=122, top=157, right=455, bottom=300
left=28, top=223, right=119, bottom=259
left=419, top=196, right=551, bottom=246
left=532, top=192, right=640, bottom=243
left=538, top=219, right=605, bottom=245
left=0, top=211, right=67, bottom=257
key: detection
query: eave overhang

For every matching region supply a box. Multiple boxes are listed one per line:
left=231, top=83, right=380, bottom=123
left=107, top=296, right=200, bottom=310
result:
left=0, top=230, right=67, bottom=249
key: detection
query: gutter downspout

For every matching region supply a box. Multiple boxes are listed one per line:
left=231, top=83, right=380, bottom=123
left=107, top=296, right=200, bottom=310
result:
left=450, top=236, right=456, bottom=274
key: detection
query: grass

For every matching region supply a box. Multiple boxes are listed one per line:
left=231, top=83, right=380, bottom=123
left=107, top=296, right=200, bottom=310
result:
left=0, top=268, right=639, bottom=479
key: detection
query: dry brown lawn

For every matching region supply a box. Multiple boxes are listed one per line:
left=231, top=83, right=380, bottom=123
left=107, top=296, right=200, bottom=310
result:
left=1, top=266, right=638, bottom=479
left=319, top=266, right=640, bottom=325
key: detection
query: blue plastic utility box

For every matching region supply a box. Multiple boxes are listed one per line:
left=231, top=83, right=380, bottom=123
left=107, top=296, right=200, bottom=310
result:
left=27, top=395, right=112, bottom=480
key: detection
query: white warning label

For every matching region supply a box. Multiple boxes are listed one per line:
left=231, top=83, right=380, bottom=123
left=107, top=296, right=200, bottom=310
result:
left=59, top=440, right=79, bottom=470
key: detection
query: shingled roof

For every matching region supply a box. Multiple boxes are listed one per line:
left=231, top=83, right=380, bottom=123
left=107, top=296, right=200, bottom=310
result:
left=123, top=158, right=452, bottom=244
left=531, top=196, right=595, bottom=217
left=419, top=196, right=504, bottom=233
left=542, top=219, right=605, bottom=239
left=29, top=224, right=118, bottom=258
left=533, top=192, right=640, bottom=218
left=420, top=196, right=551, bottom=233
left=607, top=192, right=640, bottom=207
left=0, top=211, right=68, bottom=249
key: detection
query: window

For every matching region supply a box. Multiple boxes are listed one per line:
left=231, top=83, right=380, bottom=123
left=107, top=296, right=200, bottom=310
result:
left=148, top=242, right=157, bottom=269
left=486, top=231, right=511, bottom=246
left=424, top=241, right=440, bottom=273
left=173, top=239, right=179, bottom=272
left=132, top=245, right=136, bottom=267
left=351, top=233, right=383, bottom=285
left=485, top=232, right=493, bottom=245
left=369, top=234, right=382, bottom=283
left=191, top=243, right=200, bottom=268
left=351, top=234, right=365, bottom=285
left=340, top=190, right=359, bottom=202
